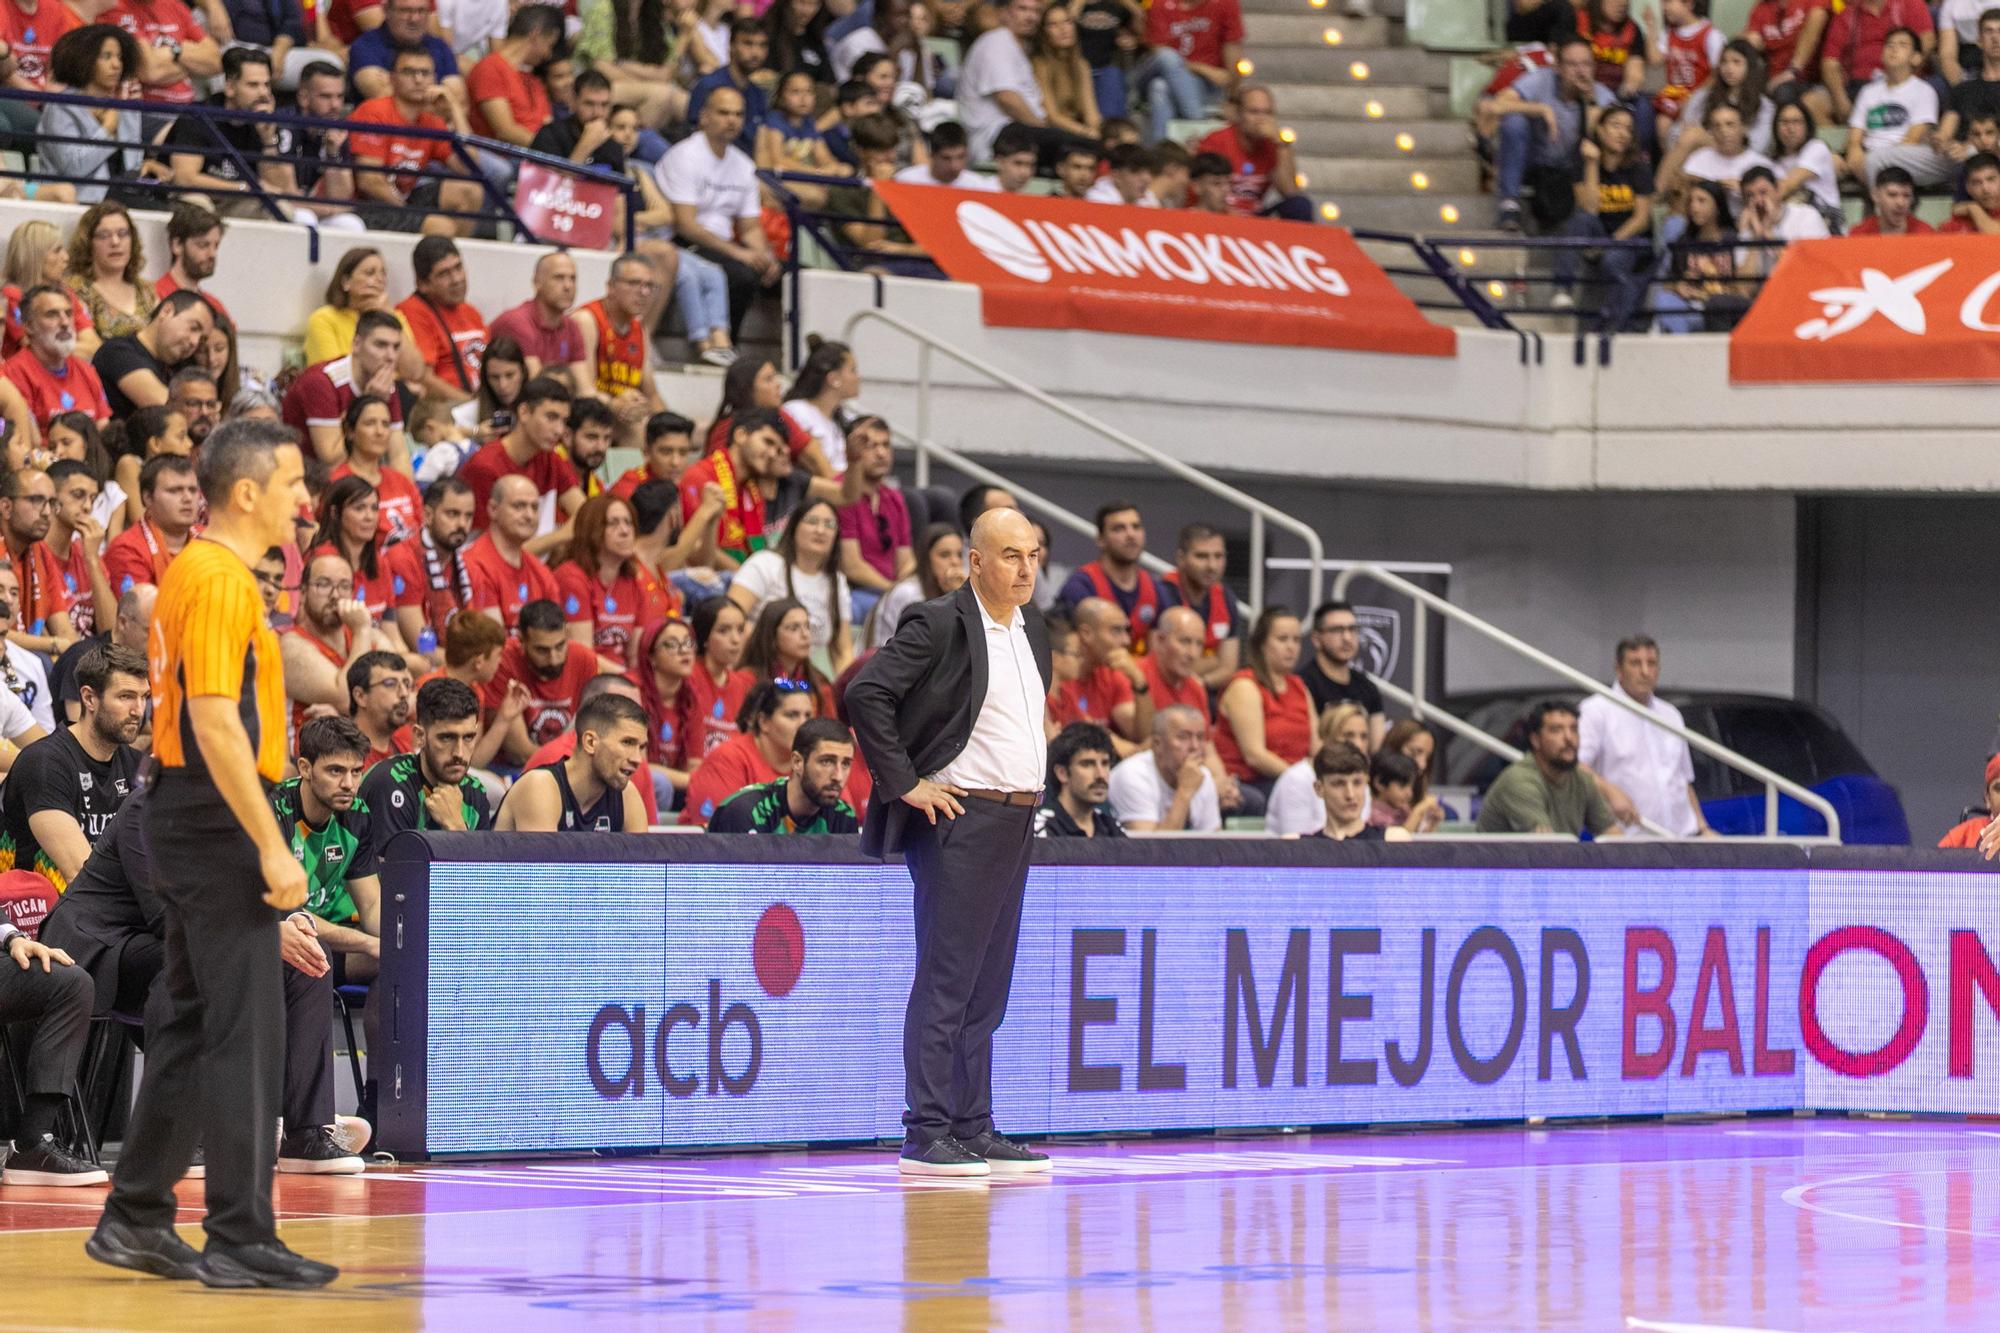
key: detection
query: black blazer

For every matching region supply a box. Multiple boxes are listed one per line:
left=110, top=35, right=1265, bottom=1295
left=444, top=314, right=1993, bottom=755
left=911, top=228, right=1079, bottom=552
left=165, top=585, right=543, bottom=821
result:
left=846, top=583, right=1052, bottom=857
left=37, top=792, right=160, bottom=1018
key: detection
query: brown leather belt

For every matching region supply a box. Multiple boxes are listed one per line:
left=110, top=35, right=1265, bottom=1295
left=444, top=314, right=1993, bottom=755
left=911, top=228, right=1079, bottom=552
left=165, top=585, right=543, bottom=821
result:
left=961, top=788, right=1042, bottom=807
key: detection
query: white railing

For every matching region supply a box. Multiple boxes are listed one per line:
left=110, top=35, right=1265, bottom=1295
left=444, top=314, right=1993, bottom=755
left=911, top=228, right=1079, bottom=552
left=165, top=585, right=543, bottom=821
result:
left=841, top=307, right=1326, bottom=613
left=1332, top=562, right=1843, bottom=843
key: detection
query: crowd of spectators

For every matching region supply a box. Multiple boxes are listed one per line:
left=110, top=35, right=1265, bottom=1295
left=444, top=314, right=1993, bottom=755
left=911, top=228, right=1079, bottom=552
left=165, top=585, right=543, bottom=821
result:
left=1476, top=0, right=2000, bottom=328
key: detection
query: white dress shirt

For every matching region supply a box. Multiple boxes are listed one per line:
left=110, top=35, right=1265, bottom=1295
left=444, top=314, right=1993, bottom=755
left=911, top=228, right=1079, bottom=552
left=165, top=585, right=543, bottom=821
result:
left=1578, top=682, right=1698, bottom=837
left=935, top=598, right=1047, bottom=794
left=1108, top=752, right=1221, bottom=832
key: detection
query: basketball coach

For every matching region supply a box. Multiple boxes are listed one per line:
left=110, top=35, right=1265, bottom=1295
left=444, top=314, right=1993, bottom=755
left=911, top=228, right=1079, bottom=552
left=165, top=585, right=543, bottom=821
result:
left=847, top=508, right=1056, bottom=1178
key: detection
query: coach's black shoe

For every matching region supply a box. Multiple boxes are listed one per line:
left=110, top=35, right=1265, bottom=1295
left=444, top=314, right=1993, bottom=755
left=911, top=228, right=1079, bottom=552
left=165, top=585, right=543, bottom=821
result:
left=4, top=1134, right=108, bottom=1186
left=897, top=1135, right=990, bottom=1177
left=84, top=1216, right=201, bottom=1279
left=196, top=1239, right=339, bottom=1290
left=959, top=1131, right=1052, bottom=1175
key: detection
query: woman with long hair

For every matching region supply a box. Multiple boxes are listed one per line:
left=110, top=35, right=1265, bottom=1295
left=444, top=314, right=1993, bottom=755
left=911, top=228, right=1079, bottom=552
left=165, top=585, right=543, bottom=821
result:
left=105, top=404, right=188, bottom=532
left=38, top=25, right=155, bottom=207
left=2, top=220, right=98, bottom=361
left=308, top=473, right=399, bottom=632
left=1214, top=606, right=1318, bottom=800
left=330, top=395, right=424, bottom=547
left=1656, top=180, right=1743, bottom=333
left=678, top=676, right=818, bottom=826
left=1033, top=3, right=1102, bottom=140
left=576, top=0, right=689, bottom=129
left=1770, top=97, right=1841, bottom=217
left=705, top=355, right=811, bottom=461
left=832, top=0, right=939, bottom=89
left=868, top=522, right=963, bottom=650
left=304, top=247, right=415, bottom=369
left=742, top=596, right=838, bottom=718
left=1556, top=104, right=1653, bottom=322
left=636, top=616, right=703, bottom=801
left=473, top=335, right=530, bottom=437
left=779, top=336, right=860, bottom=471
left=764, top=0, right=835, bottom=86
left=1674, top=37, right=1772, bottom=154
left=1379, top=718, right=1445, bottom=831
left=729, top=497, right=852, bottom=675
left=686, top=595, right=755, bottom=756
left=48, top=412, right=118, bottom=533
left=556, top=492, right=680, bottom=667
left=193, top=297, right=244, bottom=403
left=65, top=201, right=155, bottom=342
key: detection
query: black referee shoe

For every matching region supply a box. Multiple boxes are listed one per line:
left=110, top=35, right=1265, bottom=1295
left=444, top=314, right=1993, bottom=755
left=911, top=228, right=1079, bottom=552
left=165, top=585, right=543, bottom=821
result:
left=959, top=1130, right=1053, bottom=1174
left=897, top=1135, right=991, bottom=1177
left=85, top=1217, right=202, bottom=1280
left=196, top=1239, right=339, bottom=1290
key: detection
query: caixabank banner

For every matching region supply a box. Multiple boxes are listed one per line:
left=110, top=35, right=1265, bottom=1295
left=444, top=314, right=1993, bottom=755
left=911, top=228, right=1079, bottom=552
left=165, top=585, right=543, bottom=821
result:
left=383, top=842, right=2000, bottom=1156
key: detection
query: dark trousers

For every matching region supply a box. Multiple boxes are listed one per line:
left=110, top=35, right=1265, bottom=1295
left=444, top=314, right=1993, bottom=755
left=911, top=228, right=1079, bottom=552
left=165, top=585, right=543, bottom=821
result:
left=104, top=771, right=283, bottom=1248
left=0, top=951, right=93, bottom=1137
left=680, top=239, right=772, bottom=341
left=900, top=798, right=1035, bottom=1144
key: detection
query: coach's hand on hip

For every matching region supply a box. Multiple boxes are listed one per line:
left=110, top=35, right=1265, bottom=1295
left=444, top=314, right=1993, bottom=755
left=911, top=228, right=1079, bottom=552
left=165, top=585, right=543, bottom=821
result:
left=261, top=845, right=310, bottom=910
left=903, top=779, right=967, bottom=823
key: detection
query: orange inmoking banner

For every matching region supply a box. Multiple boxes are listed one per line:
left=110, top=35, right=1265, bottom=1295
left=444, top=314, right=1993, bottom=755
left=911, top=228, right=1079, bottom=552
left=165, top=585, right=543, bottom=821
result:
left=871, top=182, right=1457, bottom=357
left=1731, top=236, right=2000, bottom=383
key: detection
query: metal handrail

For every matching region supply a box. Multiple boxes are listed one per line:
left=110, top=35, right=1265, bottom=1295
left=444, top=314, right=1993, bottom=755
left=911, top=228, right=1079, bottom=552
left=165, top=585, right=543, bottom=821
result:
left=839, top=306, right=1327, bottom=612
left=1333, top=561, right=1843, bottom=843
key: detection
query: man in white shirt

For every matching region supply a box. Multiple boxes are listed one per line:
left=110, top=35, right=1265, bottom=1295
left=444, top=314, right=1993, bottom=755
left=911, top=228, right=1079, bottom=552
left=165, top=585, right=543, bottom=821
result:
left=656, top=86, right=779, bottom=342
left=1736, top=165, right=1828, bottom=277
left=1577, top=634, right=1713, bottom=839
left=1109, top=705, right=1221, bottom=832
left=1846, top=26, right=1951, bottom=187
left=891, top=121, right=1001, bottom=190
left=960, top=0, right=1060, bottom=161
left=1667, top=102, right=1773, bottom=208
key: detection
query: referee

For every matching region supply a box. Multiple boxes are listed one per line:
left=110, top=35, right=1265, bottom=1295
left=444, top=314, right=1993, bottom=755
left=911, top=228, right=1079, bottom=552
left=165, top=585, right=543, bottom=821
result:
left=847, top=509, right=1055, bottom=1178
left=86, top=420, right=336, bottom=1290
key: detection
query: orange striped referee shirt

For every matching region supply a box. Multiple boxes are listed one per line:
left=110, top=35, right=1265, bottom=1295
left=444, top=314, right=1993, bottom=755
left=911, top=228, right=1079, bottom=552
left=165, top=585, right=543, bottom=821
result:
left=149, top=538, right=290, bottom=785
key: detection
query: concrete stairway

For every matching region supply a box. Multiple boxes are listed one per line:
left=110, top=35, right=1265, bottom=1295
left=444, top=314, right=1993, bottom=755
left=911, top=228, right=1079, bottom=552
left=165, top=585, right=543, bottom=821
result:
left=1239, top=0, right=1487, bottom=235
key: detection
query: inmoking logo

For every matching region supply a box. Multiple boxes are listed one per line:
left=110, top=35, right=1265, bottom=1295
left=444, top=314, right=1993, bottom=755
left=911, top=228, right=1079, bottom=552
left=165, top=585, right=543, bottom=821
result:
left=957, top=202, right=1050, bottom=283
left=586, top=903, right=804, bottom=1099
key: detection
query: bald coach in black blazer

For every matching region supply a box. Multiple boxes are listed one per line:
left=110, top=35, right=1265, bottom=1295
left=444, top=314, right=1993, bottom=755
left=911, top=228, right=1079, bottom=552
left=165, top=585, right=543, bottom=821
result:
left=846, top=509, right=1057, bottom=1178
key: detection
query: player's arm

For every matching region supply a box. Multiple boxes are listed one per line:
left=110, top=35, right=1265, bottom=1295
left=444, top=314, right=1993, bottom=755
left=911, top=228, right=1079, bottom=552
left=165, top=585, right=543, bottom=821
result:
left=621, top=782, right=648, bottom=830
left=313, top=874, right=381, bottom=956
left=496, top=767, right=559, bottom=830
left=26, top=809, right=91, bottom=885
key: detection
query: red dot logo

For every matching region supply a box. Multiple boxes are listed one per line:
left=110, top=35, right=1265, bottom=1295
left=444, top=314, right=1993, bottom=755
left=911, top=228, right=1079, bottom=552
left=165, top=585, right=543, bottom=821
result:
left=752, top=902, right=805, bottom=998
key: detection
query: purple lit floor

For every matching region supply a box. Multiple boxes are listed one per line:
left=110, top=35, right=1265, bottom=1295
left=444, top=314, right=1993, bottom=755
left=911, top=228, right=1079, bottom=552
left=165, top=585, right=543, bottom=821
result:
left=10, top=1119, right=1998, bottom=1328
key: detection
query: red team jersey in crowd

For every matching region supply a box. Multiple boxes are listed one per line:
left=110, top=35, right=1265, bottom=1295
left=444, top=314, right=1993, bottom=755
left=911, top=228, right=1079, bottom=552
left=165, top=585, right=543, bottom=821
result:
left=1, top=351, right=110, bottom=427
left=458, top=439, right=580, bottom=530
left=308, top=541, right=395, bottom=622
left=678, top=450, right=765, bottom=560
left=1049, top=664, right=1136, bottom=729
left=1144, top=0, right=1243, bottom=67
left=110, top=0, right=202, bottom=103
left=0, top=285, right=90, bottom=361
left=396, top=294, right=487, bottom=396
left=1745, top=0, right=1829, bottom=80
left=8, top=538, right=67, bottom=633
left=685, top=664, right=755, bottom=756
left=579, top=300, right=646, bottom=398
left=348, top=96, right=453, bottom=198
left=329, top=461, right=424, bottom=547
left=553, top=562, right=678, bottom=665
left=1196, top=124, right=1279, bottom=216
left=487, top=299, right=583, bottom=369
left=461, top=532, right=561, bottom=635
left=1140, top=655, right=1212, bottom=721
left=57, top=536, right=96, bottom=635
left=465, top=49, right=552, bottom=141
left=383, top=530, right=470, bottom=638
left=480, top=636, right=598, bottom=747
left=0, top=0, right=81, bottom=88
left=1656, top=20, right=1719, bottom=116
left=101, top=520, right=181, bottom=595
left=283, top=622, right=352, bottom=736
left=281, top=356, right=405, bottom=440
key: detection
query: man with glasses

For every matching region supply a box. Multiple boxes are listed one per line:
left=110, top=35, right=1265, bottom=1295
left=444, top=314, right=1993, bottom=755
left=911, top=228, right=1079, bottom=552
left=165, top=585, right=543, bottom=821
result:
left=1300, top=599, right=1384, bottom=747
left=0, top=566, right=55, bottom=732
left=281, top=551, right=398, bottom=739
left=349, top=44, right=483, bottom=237
left=571, top=254, right=667, bottom=452
left=0, top=467, right=79, bottom=657
left=168, top=368, right=221, bottom=448
left=345, top=650, right=414, bottom=768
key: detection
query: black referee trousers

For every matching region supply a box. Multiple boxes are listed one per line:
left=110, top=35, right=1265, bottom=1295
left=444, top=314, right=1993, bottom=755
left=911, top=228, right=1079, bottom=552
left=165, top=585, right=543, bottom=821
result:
left=105, top=770, right=284, bottom=1247
left=900, top=798, right=1036, bottom=1146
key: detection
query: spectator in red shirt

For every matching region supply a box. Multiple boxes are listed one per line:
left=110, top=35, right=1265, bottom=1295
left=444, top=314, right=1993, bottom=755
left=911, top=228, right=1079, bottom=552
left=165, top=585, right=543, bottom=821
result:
left=462, top=473, right=563, bottom=635
left=457, top=375, right=585, bottom=536
left=637, top=617, right=701, bottom=798
left=1213, top=605, right=1317, bottom=800
left=281, top=308, right=406, bottom=466
left=1138, top=0, right=1243, bottom=141
left=0, top=466, right=79, bottom=651
left=395, top=235, right=487, bottom=406
left=1196, top=85, right=1311, bottom=221
left=1144, top=603, right=1250, bottom=813
left=384, top=474, right=476, bottom=654
left=1047, top=597, right=1153, bottom=754
left=486, top=251, right=584, bottom=377
left=308, top=474, right=402, bottom=641
left=554, top=492, right=678, bottom=668
left=466, top=5, right=562, bottom=145
left=1746, top=0, right=1832, bottom=102
left=835, top=416, right=913, bottom=626
left=679, top=676, right=816, bottom=826
left=611, top=411, right=697, bottom=501
left=1848, top=163, right=1933, bottom=232
left=344, top=649, right=414, bottom=766
left=0, top=0, right=82, bottom=99
left=679, top=407, right=789, bottom=566
left=2, top=285, right=111, bottom=429
left=1944, top=151, right=2000, bottom=232
left=150, top=203, right=225, bottom=321
left=1820, top=0, right=1934, bottom=121
left=330, top=395, right=424, bottom=547
left=1158, top=521, right=1243, bottom=686
left=1054, top=502, right=1162, bottom=653
left=110, top=0, right=219, bottom=105
left=100, top=454, right=198, bottom=596
left=44, top=459, right=111, bottom=640
left=349, top=44, right=484, bottom=237
left=481, top=598, right=607, bottom=761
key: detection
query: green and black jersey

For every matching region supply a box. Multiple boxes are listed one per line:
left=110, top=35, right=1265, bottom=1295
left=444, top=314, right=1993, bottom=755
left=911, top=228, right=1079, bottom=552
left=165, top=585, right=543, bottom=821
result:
left=707, top=779, right=859, bottom=835
left=357, top=755, right=495, bottom=862
left=269, top=777, right=378, bottom=925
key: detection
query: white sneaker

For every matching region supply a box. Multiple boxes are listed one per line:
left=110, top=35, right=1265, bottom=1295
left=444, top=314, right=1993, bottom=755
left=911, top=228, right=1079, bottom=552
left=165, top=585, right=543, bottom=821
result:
left=1551, top=291, right=1576, bottom=309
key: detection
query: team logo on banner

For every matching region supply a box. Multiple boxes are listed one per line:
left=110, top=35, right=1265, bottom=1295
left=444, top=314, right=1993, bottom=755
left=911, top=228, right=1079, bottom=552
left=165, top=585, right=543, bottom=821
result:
left=873, top=182, right=1457, bottom=357
left=1732, top=238, right=2000, bottom=382
left=1354, top=605, right=1401, bottom=680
